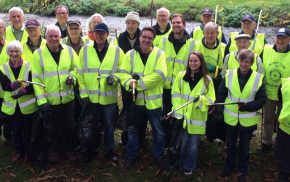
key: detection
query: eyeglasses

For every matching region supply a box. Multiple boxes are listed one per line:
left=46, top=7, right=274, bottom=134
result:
left=141, top=35, right=154, bottom=41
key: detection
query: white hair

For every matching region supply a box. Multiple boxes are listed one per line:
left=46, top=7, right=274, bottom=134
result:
left=6, top=40, right=23, bottom=54
left=9, top=7, right=24, bottom=17
left=156, top=7, right=170, bottom=17
left=204, top=22, right=219, bottom=32
left=86, top=13, right=105, bottom=32
left=0, top=18, right=5, bottom=26
left=45, top=24, right=61, bottom=37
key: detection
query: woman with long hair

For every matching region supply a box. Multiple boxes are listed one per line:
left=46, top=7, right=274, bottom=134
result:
left=171, top=51, right=216, bottom=175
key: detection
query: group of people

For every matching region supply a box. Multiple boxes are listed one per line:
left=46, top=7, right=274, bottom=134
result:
left=0, top=5, right=289, bottom=182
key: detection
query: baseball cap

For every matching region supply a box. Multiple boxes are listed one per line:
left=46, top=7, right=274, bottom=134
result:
left=201, top=8, right=213, bottom=16
left=242, top=14, right=256, bottom=22
left=235, top=34, right=251, bottom=40
left=93, top=23, right=109, bottom=33
left=276, top=28, right=290, bottom=37
left=25, top=19, right=41, bottom=28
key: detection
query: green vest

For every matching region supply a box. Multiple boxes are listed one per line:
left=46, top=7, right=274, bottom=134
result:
left=279, top=77, right=290, bottom=134
left=31, top=44, right=77, bottom=106
left=160, top=37, right=195, bottom=89
left=117, top=47, right=167, bottom=110
left=0, top=62, right=37, bottom=115
left=226, top=52, right=258, bottom=71
left=78, top=44, right=123, bottom=105
left=263, top=44, right=290, bottom=101
left=224, top=69, right=263, bottom=126
left=171, top=71, right=216, bottom=134
left=194, top=40, right=225, bottom=77
left=229, top=32, right=265, bottom=55
left=192, top=25, right=223, bottom=42
left=22, top=38, right=46, bottom=63
left=5, top=25, right=28, bottom=43
left=153, top=28, right=172, bottom=48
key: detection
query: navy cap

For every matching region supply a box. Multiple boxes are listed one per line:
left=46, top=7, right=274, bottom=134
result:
left=93, top=23, right=109, bottom=33
left=242, top=14, right=256, bottom=22
left=201, top=8, right=213, bottom=15
left=276, top=28, right=290, bottom=37
left=25, top=19, right=41, bottom=28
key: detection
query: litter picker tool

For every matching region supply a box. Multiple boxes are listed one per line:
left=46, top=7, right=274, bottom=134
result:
left=20, top=80, right=46, bottom=88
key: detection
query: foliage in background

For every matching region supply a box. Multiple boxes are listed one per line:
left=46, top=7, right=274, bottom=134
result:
left=0, top=0, right=289, bottom=26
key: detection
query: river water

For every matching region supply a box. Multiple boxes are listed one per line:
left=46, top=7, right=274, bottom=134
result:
left=0, top=14, right=278, bottom=44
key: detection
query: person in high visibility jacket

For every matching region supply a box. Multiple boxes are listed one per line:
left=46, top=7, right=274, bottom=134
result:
left=217, top=49, right=266, bottom=181
left=78, top=23, right=124, bottom=162
left=85, top=13, right=105, bottom=41
left=190, top=8, right=227, bottom=44
left=277, top=77, right=290, bottom=182
left=152, top=7, right=172, bottom=48
left=225, top=14, right=266, bottom=56
left=21, top=19, right=46, bottom=63
left=55, top=5, right=69, bottom=38
left=6, top=7, right=28, bottom=43
left=193, top=22, right=225, bottom=91
left=0, top=18, right=9, bottom=64
left=31, top=25, right=78, bottom=163
left=159, top=13, right=194, bottom=147
left=61, top=19, right=91, bottom=54
left=261, top=28, right=290, bottom=151
left=221, top=34, right=263, bottom=78
left=117, top=27, right=167, bottom=169
left=0, top=18, right=11, bottom=145
left=171, top=51, right=215, bottom=175
left=0, top=40, right=37, bottom=163
left=116, top=11, right=141, bottom=146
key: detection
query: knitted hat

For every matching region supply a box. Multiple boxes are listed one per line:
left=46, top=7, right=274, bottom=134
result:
left=125, top=11, right=140, bottom=24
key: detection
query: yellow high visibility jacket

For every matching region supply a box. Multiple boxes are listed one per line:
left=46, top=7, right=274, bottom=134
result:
left=160, top=36, right=195, bottom=89
left=194, top=40, right=225, bottom=77
left=263, top=44, right=290, bottom=101
left=224, top=69, right=263, bottom=126
left=117, top=47, right=167, bottom=110
left=279, top=77, right=290, bottom=135
left=153, top=27, right=172, bottom=48
left=171, top=71, right=215, bottom=134
left=0, top=40, right=9, bottom=65
left=5, top=25, right=28, bottom=43
left=0, top=61, right=37, bottom=115
left=78, top=43, right=123, bottom=105
left=21, top=38, right=46, bottom=63
left=31, top=44, right=78, bottom=106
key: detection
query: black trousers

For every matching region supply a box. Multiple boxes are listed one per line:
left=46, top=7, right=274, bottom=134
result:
left=48, top=101, right=75, bottom=155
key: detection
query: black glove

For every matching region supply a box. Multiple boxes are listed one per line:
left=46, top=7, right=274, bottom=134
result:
left=11, top=88, right=27, bottom=99
left=38, top=104, right=52, bottom=117
left=11, top=81, right=22, bottom=90
left=65, top=76, right=74, bottom=86
left=132, top=73, right=140, bottom=80
left=106, top=75, right=115, bottom=85
left=238, top=102, right=248, bottom=112
left=80, top=97, right=90, bottom=108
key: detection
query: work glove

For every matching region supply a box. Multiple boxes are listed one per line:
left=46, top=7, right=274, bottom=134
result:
left=80, top=97, right=90, bottom=108
left=106, top=75, right=115, bottom=85
left=11, top=88, right=27, bottom=99
left=38, top=103, right=52, bottom=118
left=65, top=76, right=74, bottom=86
left=238, top=102, right=248, bottom=112
left=11, top=80, right=22, bottom=90
left=132, top=73, right=140, bottom=80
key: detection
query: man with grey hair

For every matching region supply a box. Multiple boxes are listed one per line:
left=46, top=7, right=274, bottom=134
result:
left=193, top=22, right=226, bottom=90
left=152, top=7, right=171, bottom=47
left=31, top=25, right=78, bottom=164
left=6, top=7, right=28, bottom=43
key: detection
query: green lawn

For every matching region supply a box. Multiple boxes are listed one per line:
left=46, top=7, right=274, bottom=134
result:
left=0, top=122, right=279, bottom=182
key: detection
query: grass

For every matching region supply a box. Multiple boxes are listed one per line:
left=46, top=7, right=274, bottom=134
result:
left=0, top=118, right=280, bottom=182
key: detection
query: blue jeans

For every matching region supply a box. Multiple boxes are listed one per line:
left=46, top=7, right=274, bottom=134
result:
left=224, top=123, right=256, bottom=175
left=180, top=130, right=201, bottom=171
left=99, top=103, right=118, bottom=155
left=127, top=106, right=165, bottom=160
